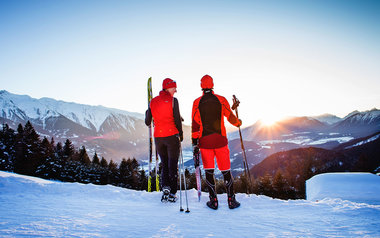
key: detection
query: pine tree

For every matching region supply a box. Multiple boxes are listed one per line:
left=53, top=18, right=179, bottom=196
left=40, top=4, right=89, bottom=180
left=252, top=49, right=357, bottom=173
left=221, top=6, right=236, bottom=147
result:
left=0, top=124, right=16, bottom=171
left=36, top=137, right=61, bottom=179
left=14, top=121, right=41, bottom=176
left=100, top=157, right=108, bottom=168
left=273, top=170, right=287, bottom=199
left=92, top=152, right=100, bottom=166
left=78, top=146, right=91, bottom=165
left=63, top=139, right=74, bottom=161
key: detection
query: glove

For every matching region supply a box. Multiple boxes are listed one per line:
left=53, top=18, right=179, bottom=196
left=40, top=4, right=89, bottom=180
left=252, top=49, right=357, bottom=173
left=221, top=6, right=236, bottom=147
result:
left=237, top=119, right=242, bottom=127
left=192, top=138, right=199, bottom=154
left=180, top=134, right=183, bottom=142
left=193, top=145, right=200, bottom=155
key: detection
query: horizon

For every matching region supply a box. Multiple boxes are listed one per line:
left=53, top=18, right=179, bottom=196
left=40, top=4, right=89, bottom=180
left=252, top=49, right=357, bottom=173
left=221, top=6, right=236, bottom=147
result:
left=1, top=0, right=379, bottom=126
left=1, top=89, right=378, bottom=128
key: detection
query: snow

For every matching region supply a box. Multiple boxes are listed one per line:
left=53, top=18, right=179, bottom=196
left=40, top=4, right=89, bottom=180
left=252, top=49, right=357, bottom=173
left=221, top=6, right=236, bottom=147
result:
left=345, top=134, right=380, bottom=149
left=306, top=172, right=380, bottom=205
left=1, top=171, right=380, bottom=237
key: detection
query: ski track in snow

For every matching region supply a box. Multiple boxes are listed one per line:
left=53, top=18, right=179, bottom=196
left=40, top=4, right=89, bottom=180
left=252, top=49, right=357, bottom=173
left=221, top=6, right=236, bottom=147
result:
left=1, top=171, right=380, bottom=237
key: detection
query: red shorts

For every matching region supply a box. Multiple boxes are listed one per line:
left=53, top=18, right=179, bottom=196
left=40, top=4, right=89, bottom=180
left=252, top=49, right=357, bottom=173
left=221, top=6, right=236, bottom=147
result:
left=200, top=145, right=231, bottom=171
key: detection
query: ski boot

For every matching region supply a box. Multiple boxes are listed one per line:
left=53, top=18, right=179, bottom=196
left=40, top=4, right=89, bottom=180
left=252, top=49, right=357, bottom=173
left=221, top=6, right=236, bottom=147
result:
left=206, top=196, right=218, bottom=210
left=167, top=193, right=177, bottom=203
left=228, top=195, right=240, bottom=209
left=161, top=187, right=170, bottom=203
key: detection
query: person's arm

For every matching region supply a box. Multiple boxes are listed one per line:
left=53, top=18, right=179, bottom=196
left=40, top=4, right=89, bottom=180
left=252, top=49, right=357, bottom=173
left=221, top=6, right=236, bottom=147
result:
left=145, top=107, right=152, bottom=126
left=173, top=98, right=183, bottom=141
left=220, top=96, right=242, bottom=127
left=191, top=98, right=201, bottom=145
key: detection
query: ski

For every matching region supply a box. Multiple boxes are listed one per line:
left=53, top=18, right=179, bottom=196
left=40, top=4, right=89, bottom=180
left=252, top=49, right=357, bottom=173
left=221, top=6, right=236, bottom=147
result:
left=147, top=77, right=153, bottom=192
left=147, top=77, right=160, bottom=192
left=193, top=148, right=202, bottom=201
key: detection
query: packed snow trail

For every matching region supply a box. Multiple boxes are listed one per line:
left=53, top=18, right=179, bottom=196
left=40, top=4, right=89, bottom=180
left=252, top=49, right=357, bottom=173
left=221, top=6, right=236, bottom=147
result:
left=0, top=171, right=380, bottom=237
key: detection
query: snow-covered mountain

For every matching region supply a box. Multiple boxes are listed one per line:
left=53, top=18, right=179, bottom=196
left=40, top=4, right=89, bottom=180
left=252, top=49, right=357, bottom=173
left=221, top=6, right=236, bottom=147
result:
left=227, top=109, right=379, bottom=175
left=311, top=113, right=342, bottom=125
left=332, top=108, right=380, bottom=136
left=0, top=90, right=143, bottom=132
left=1, top=171, right=379, bottom=237
left=0, top=90, right=150, bottom=161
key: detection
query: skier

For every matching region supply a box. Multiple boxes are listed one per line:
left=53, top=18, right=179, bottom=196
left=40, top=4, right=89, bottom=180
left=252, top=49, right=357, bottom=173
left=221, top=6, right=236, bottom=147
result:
left=145, top=78, right=183, bottom=202
left=191, top=75, right=241, bottom=210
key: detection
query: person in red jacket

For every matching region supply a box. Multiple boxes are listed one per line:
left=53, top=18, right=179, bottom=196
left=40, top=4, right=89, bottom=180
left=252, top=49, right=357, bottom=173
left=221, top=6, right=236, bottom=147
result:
left=191, top=75, right=241, bottom=209
left=145, top=78, right=183, bottom=202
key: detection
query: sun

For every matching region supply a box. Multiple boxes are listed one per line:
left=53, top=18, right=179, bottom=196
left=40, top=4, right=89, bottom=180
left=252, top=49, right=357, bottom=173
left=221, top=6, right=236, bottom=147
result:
left=259, top=116, right=280, bottom=127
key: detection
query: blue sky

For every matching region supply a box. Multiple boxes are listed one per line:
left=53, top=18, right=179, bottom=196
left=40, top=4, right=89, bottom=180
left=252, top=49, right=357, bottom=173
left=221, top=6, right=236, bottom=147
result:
left=1, top=0, right=379, bottom=126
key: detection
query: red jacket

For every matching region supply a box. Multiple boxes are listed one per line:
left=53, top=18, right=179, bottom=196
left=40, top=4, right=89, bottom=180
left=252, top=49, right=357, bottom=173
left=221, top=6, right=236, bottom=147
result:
left=192, top=90, right=240, bottom=149
left=147, top=90, right=182, bottom=138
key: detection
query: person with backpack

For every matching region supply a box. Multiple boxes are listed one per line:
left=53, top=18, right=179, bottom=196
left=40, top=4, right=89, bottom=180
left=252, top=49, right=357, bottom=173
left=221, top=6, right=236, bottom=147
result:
left=145, top=78, right=183, bottom=202
left=191, top=74, right=242, bottom=210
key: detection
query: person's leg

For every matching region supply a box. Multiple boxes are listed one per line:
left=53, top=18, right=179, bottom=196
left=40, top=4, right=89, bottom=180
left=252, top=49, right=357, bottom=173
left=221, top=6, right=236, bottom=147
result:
left=155, top=137, right=169, bottom=193
left=215, top=145, right=240, bottom=209
left=201, top=148, right=218, bottom=209
left=222, top=170, right=240, bottom=209
left=167, top=135, right=180, bottom=195
left=205, top=169, right=218, bottom=210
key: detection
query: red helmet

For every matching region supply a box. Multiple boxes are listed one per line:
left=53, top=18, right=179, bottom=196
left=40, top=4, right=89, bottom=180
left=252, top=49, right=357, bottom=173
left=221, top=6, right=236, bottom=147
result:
left=162, top=78, right=177, bottom=89
left=201, top=75, right=214, bottom=89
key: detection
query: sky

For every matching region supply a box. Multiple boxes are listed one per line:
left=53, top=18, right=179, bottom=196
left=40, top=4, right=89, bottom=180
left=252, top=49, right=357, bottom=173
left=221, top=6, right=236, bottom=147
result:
left=1, top=0, right=379, bottom=126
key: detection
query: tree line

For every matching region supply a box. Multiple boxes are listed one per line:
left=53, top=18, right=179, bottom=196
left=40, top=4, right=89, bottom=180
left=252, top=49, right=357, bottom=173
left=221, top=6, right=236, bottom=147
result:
left=0, top=121, right=146, bottom=190
left=0, top=121, right=300, bottom=199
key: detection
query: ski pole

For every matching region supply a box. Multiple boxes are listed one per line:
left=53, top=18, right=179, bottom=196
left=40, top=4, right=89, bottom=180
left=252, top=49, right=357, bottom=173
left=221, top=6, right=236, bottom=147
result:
left=232, top=95, right=252, bottom=195
left=179, top=145, right=183, bottom=212
left=179, top=141, right=190, bottom=213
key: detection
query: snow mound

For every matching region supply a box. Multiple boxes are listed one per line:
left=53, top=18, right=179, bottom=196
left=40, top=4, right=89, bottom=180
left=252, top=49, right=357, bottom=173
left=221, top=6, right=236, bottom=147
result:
left=306, top=172, right=380, bottom=205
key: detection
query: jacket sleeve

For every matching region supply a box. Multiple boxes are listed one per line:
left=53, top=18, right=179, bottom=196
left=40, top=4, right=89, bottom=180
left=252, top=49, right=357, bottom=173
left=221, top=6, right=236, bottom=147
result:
left=191, top=99, right=201, bottom=143
left=220, top=96, right=241, bottom=127
left=173, top=98, right=183, bottom=138
left=145, top=107, right=152, bottom=126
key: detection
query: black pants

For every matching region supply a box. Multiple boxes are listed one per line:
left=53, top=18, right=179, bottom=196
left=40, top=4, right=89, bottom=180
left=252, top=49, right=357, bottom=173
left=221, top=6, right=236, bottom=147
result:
left=155, top=135, right=180, bottom=194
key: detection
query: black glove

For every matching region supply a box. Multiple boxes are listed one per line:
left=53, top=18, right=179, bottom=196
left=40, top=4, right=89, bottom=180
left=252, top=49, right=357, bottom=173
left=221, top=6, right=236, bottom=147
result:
left=192, top=138, right=199, bottom=154
left=193, top=145, right=200, bottom=155
left=180, top=134, right=183, bottom=142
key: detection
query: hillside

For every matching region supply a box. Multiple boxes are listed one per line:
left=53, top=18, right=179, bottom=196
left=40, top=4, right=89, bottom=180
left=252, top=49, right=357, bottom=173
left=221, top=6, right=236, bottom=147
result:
left=248, top=133, right=380, bottom=198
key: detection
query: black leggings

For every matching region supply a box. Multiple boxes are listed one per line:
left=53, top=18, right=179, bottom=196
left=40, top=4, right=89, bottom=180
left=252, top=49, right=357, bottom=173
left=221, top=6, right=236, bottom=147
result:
left=155, top=135, right=180, bottom=194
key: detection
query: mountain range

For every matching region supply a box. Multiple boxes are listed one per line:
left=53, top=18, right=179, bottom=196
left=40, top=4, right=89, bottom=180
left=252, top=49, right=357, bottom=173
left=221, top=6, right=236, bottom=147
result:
left=227, top=108, right=379, bottom=175
left=1, top=90, right=379, bottom=170
left=0, top=90, right=190, bottom=162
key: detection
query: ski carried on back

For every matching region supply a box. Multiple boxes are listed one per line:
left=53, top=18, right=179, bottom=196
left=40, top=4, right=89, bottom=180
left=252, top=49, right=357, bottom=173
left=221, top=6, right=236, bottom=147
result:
left=147, top=77, right=160, bottom=192
left=147, top=77, right=153, bottom=192
left=193, top=148, right=202, bottom=201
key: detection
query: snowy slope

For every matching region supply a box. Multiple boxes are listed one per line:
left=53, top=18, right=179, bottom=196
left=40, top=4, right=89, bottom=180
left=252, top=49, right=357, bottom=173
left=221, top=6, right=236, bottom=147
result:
left=1, top=171, right=380, bottom=237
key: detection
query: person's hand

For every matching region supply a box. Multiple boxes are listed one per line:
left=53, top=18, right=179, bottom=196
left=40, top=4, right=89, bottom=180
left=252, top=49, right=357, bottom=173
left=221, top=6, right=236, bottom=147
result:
left=193, top=145, right=200, bottom=155
left=237, top=119, right=242, bottom=127
left=180, top=134, right=183, bottom=142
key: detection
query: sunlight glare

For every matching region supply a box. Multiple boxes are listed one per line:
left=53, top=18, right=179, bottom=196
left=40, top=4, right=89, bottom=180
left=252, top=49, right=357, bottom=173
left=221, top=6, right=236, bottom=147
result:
left=259, top=116, right=280, bottom=127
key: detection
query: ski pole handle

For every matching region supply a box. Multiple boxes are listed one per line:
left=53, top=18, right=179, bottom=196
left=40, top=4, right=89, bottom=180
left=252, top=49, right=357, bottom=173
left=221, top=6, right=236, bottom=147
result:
left=231, top=95, right=240, bottom=111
